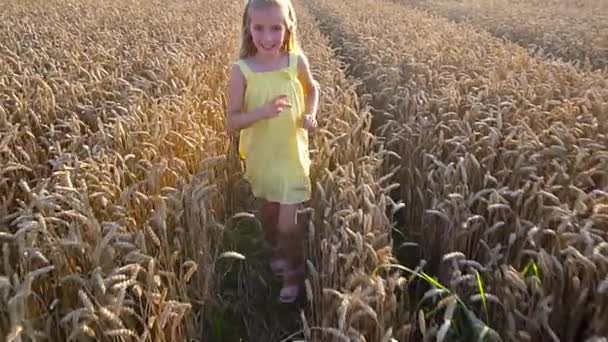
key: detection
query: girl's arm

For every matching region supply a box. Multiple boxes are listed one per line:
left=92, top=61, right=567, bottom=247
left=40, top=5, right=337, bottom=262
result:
left=225, top=64, right=290, bottom=133
left=297, top=54, right=320, bottom=120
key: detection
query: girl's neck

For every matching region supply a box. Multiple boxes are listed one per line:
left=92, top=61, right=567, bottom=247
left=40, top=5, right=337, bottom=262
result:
left=251, top=52, right=287, bottom=66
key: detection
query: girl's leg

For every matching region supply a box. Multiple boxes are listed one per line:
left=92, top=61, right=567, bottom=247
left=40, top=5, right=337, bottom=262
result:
left=259, top=201, right=285, bottom=274
left=276, top=203, right=306, bottom=303
left=259, top=200, right=279, bottom=246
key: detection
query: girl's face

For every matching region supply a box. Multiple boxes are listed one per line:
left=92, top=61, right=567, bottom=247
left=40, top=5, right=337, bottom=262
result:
left=249, top=5, right=287, bottom=57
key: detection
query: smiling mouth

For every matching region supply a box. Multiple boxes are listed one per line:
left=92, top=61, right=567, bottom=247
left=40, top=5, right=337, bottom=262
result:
left=261, top=44, right=277, bottom=50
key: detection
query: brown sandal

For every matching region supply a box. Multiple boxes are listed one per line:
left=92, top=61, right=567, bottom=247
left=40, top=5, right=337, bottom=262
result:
left=279, top=264, right=305, bottom=303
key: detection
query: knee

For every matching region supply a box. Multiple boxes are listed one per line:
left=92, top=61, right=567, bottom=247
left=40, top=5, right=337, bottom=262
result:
left=276, top=217, right=295, bottom=233
left=277, top=213, right=297, bottom=232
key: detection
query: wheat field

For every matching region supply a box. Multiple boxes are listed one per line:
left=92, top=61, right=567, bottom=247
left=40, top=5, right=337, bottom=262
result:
left=1, top=0, right=607, bottom=341
left=402, top=0, right=608, bottom=71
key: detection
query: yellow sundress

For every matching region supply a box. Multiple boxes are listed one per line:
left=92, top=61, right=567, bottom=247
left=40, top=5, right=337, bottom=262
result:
left=235, top=53, right=311, bottom=204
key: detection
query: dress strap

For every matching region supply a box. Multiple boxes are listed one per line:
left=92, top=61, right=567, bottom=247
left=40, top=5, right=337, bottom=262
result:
left=289, top=53, right=299, bottom=78
left=235, top=59, right=253, bottom=80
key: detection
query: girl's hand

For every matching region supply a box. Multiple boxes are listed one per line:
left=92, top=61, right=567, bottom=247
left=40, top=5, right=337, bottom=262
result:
left=302, top=114, right=317, bottom=130
left=261, top=95, right=291, bottom=119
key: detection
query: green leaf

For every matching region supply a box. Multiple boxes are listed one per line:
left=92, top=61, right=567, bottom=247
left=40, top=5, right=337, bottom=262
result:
left=475, top=271, right=489, bottom=322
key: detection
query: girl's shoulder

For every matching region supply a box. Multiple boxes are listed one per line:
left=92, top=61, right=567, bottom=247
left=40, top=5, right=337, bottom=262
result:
left=294, top=52, right=309, bottom=73
left=231, top=57, right=254, bottom=80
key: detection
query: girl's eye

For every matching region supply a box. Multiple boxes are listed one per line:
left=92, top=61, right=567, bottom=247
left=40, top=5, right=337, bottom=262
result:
left=271, top=25, right=283, bottom=32
left=253, top=25, right=263, bottom=31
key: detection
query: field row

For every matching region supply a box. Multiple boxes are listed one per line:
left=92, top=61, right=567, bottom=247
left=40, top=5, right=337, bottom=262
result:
left=1, top=0, right=242, bottom=340
left=403, top=0, right=608, bottom=71
left=307, top=0, right=608, bottom=339
left=292, top=2, right=409, bottom=340
left=515, top=0, right=608, bottom=12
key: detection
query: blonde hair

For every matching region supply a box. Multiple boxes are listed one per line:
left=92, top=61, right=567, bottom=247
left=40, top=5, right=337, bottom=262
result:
left=239, top=0, right=300, bottom=59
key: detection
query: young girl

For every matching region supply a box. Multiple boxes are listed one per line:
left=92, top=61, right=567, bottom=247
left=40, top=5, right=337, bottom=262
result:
left=225, top=0, right=319, bottom=303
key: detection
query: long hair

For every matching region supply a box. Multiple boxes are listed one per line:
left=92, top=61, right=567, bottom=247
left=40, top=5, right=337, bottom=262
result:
left=239, top=0, right=300, bottom=59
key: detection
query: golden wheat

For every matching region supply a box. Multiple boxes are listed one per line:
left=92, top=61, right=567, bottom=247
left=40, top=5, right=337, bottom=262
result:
left=4, top=0, right=607, bottom=340
left=403, top=0, right=608, bottom=71
left=1, top=0, right=241, bottom=340
left=282, top=1, right=414, bottom=340
left=307, top=0, right=608, bottom=339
